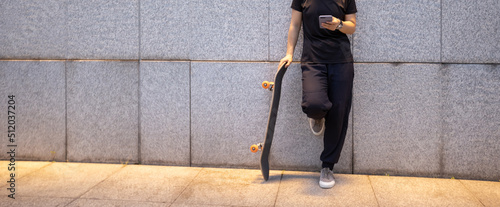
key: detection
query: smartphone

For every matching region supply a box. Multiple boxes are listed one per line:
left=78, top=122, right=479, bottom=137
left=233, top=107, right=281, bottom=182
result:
left=319, top=15, right=333, bottom=29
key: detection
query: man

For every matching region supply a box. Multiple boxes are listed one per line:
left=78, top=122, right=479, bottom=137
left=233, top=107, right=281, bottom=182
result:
left=280, top=0, right=357, bottom=189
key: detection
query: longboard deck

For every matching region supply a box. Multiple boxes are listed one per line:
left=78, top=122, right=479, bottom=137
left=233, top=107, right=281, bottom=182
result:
left=259, top=63, right=288, bottom=181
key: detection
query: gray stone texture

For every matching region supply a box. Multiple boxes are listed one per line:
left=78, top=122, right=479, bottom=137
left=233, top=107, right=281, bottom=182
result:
left=140, top=0, right=190, bottom=60
left=67, top=0, right=139, bottom=59
left=442, top=0, right=500, bottom=63
left=191, top=62, right=352, bottom=172
left=269, top=0, right=304, bottom=62
left=353, top=63, right=442, bottom=176
left=353, top=0, right=441, bottom=62
left=441, top=64, right=500, bottom=180
left=188, top=0, right=269, bottom=61
left=67, top=61, right=139, bottom=163
left=190, top=62, right=273, bottom=167
left=140, top=61, right=190, bottom=165
left=353, top=63, right=500, bottom=180
left=0, top=0, right=67, bottom=59
left=0, top=61, right=66, bottom=161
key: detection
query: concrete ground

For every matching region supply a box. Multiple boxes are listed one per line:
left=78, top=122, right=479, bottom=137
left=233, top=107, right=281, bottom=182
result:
left=1, top=161, right=499, bottom=207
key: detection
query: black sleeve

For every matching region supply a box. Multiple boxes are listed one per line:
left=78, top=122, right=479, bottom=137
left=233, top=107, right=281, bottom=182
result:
left=291, top=0, right=303, bottom=12
left=346, top=0, right=357, bottom=14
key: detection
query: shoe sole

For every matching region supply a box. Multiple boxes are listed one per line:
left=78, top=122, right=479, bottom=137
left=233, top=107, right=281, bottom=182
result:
left=312, top=129, right=323, bottom=136
left=319, top=180, right=335, bottom=189
left=309, top=119, right=325, bottom=136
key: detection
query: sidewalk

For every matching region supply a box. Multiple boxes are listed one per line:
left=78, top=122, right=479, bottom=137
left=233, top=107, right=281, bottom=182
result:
left=1, top=161, right=499, bottom=206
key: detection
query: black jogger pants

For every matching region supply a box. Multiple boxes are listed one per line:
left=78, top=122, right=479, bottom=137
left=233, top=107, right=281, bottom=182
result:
left=301, top=62, right=354, bottom=165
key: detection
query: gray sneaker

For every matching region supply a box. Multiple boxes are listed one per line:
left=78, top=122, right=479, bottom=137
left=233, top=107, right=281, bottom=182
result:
left=319, top=167, right=335, bottom=189
left=309, top=118, right=325, bottom=135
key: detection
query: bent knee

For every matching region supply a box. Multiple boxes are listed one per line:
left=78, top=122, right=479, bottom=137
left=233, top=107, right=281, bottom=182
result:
left=301, top=94, right=332, bottom=119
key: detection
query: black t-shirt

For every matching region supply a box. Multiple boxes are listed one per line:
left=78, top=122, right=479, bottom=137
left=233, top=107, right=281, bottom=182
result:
left=291, top=0, right=357, bottom=63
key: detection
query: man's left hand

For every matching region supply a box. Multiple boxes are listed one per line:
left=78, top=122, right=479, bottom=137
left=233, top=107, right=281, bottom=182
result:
left=321, top=17, right=341, bottom=31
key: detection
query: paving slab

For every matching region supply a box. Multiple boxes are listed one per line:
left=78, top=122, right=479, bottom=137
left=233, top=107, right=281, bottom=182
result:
left=460, top=179, right=500, bottom=207
left=66, top=198, right=167, bottom=207
left=275, top=171, right=377, bottom=207
left=172, top=168, right=281, bottom=206
left=81, top=165, right=202, bottom=203
left=369, top=175, right=483, bottom=207
left=170, top=204, right=241, bottom=207
left=0, top=196, right=73, bottom=207
left=9, top=162, right=124, bottom=198
left=2, top=161, right=498, bottom=207
left=0, top=161, right=51, bottom=185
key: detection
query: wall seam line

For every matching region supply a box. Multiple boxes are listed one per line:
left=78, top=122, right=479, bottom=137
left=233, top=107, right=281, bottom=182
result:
left=0, top=59, right=498, bottom=65
left=440, top=0, right=443, bottom=63
left=137, top=0, right=142, bottom=164
left=438, top=0, right=444, bottom=178
left=268, top=0, right=271, bottom=61
left=64, top=61, right=68, bottom=162
left=351, top=101, right=354, bottom=174
left=189, top=61, right=192, bottom=167
left=64, top=0, right=69, bottom=162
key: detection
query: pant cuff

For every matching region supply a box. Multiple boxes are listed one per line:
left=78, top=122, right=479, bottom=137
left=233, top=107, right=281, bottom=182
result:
left=322, top=162, right=335, bottom=170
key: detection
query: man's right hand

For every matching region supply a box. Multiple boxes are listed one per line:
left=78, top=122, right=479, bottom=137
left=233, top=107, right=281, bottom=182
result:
left=280, top=55, right=293, bottom=69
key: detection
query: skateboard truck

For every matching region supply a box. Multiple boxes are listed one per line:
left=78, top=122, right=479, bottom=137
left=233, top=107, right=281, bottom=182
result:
left=262, top=81, right=274, bottom=91
left=250, top=143, right=263, bottom=153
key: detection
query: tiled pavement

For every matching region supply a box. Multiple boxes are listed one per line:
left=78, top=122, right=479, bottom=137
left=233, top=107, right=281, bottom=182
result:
left=1, top=161, right=499, bottom=206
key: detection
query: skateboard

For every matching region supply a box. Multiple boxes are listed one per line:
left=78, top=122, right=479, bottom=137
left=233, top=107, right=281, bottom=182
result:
left=250, top=63, right=288, bottom=181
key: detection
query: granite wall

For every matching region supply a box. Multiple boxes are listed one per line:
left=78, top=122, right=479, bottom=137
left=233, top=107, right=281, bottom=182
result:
left=0, top=0, right=499, bottom=180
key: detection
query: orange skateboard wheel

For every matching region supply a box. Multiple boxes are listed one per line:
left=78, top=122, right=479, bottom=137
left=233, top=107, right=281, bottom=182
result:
left=262, top=81, right=270, bottom=89
left=250, top=144, right=259, bottom=153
